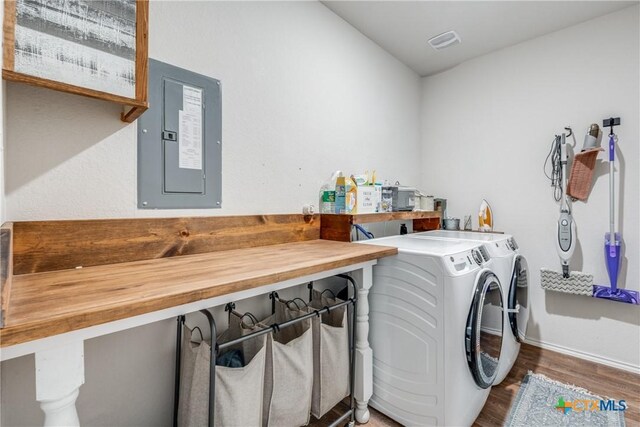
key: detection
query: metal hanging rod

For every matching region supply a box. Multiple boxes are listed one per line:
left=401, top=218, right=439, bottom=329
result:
left=172, top=274, right=358, bottom=427
left=221, top=298, right=352, bottom=351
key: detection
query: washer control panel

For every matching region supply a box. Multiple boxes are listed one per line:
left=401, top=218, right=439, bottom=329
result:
left=445, top=249, right=483, bottom=275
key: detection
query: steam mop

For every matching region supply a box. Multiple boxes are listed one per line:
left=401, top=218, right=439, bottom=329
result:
left=592, top=118, right=639, bottom=304
left=540, top=128, right=593, bottom=295
left=556, top=132, right=576, bottom=278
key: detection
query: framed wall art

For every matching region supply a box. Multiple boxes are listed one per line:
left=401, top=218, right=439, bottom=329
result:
left=3, top=0, right=148, bottom=122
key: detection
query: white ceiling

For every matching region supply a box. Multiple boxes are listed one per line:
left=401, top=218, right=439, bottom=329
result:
left=322, top=1, right=638, bottom=76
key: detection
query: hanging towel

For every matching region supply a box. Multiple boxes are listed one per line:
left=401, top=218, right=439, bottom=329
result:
left=567, top=148, right=603, bottom=201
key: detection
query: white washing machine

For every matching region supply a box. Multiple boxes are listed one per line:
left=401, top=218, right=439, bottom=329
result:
left=409, top=230, right=530, bottom=385
left=357, top=236, right=504, bottom=426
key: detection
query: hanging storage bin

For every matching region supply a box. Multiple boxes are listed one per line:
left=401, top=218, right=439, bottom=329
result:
left=308, top=290, right=350, bottom=419
left=173, top=276, right=358, bottom=427
left=178, top=326, right=199, bottom=427
left=259, top=300, right=314, bottom=427
left=179, top=315, right=268, bottom=427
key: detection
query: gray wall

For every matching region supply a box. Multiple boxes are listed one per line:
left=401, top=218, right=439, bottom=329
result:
left=420, top=5, right=640, bottom=371
left=1, top=1, right=422, bottom=425
left=4, top=1, right=422, bottom=221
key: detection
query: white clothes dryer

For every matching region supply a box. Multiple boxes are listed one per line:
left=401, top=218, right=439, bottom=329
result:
left=409, top=230, right=530, bottom=384
left=357, top=236, right=504, bottom=426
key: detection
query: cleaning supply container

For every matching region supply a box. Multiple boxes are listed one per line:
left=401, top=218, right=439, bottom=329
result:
left=419, top=194, right=435, bottom=211
left=443, top=217, right=460, bottom=230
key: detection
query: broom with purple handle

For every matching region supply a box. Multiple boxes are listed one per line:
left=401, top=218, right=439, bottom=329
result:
left=593, top=118, right=639, bottom=304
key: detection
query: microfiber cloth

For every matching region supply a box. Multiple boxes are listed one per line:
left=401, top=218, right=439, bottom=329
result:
left=567, top=148, right=603, bottom=201
left=540, top=268, right=593, bottom=296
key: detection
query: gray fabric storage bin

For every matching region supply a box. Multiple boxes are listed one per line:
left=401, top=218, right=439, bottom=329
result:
left=178, top=327, right=199, bottom=427
left=259, top=300, right=314, bottom=427
left=179, top=315, right=267, bottom=427
left=308, top=290, right=350, bottom=419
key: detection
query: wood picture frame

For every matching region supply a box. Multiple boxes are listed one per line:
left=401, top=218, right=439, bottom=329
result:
left=2, top=0, right=148, bottom=122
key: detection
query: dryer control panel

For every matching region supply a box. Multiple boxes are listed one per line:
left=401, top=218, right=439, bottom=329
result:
left=444, top=249, right=484, bottom=276
left=484, top=239, right=516, bottom=258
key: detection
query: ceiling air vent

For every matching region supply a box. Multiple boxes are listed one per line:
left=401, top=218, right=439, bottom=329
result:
left=428, top=30, right=461, bottom=50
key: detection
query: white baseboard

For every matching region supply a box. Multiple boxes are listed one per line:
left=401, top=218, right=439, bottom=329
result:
left=524, top=337, right=640, bottom=375
left=481, top=326, right=501, bottom=336
left=480, top=326, right=639, bottom=375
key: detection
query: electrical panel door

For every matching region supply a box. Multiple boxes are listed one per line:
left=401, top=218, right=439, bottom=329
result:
left=138, top=59, right=221, bottom=209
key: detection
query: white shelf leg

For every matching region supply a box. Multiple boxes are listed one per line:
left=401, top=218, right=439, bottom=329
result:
left=351, top=265, right=373, bottom=423
left=35, top=341, right=85, bottom=426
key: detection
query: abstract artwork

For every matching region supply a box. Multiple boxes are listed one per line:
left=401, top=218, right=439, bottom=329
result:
left=14, top=0, right=136, bottom=98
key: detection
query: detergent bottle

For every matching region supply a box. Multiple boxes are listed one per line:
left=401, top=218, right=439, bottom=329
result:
left=335, top=172, right=346, bottom=214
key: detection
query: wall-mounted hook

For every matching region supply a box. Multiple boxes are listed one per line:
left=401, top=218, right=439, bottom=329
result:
left=564, top=126, right=573, bottom=138
left=269, top=291, right=279, bottom=314
left=307, top=282, right=314, bottom=302
left=603, top=117, right=620, bottom=136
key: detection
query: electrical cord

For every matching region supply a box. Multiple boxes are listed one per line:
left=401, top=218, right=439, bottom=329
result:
left=353, top=224, right=374, bottom=239
left=543, top=136, right=562, bottom=202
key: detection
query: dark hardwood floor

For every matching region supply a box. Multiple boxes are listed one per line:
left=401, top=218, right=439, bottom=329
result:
left=314, top=342, right=640, bottom=426
left=475, top=342, right=639, bottom=426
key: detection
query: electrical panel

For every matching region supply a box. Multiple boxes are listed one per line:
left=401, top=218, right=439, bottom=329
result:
left=138, top=59, right=221, bottom=209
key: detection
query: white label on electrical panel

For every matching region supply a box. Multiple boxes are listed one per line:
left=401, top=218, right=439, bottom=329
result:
left=178, top=85, right=203, bottom=170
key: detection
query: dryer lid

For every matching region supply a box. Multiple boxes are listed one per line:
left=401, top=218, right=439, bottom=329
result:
left=358, top=235, right=480, bottom=256
left=410, top=232, right=516, bottom=258
left=412, top=230, right=513, bottom=243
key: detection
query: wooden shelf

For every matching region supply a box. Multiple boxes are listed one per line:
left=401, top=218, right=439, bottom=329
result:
left=321, top=211, right=441, bottom=242
left=0, top=240, right=397, bottom=347
left=325, top=211, right=441, bottom=224
left=0, top=214, right=395, bottom=347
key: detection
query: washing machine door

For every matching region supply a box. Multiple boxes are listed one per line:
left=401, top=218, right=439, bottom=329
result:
left=465, top=270, right=504, bottom=389
left=508, top=255, right=529, bottom=342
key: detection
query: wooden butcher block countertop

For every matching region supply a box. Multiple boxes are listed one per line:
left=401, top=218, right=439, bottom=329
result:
left=0, top=240, right=396, bottom=347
